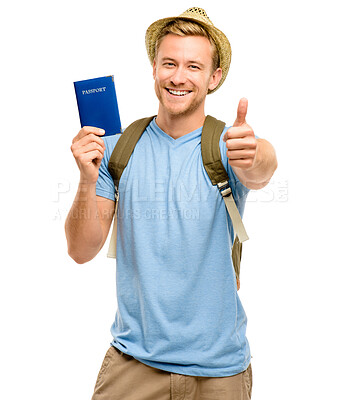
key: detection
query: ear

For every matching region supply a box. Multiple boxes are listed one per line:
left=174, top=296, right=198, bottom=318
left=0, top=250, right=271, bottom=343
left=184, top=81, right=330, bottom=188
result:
left=208, top=67, right=222, bottom=92
left=153, top=59, right=156, bottom=80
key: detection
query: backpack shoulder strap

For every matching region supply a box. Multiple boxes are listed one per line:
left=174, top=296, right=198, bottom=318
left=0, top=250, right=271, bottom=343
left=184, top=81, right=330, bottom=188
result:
left=201, top=115, right=249, bottom=290
left=106, top=116, right=155, bottom=259
left=108, top=116, right=156, bottom=194
left=201, top=115, right=249, bottom=243
left=201, top=115, right=228, bottom=185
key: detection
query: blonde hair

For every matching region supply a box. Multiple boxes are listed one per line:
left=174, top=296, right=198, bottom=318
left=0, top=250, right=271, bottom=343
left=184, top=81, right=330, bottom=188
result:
left=154, top=19, right=220, bottom=73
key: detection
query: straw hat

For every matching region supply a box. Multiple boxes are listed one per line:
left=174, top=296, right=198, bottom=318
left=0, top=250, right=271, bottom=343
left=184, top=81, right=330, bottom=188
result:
left=145, top=7, right=231, bottom=94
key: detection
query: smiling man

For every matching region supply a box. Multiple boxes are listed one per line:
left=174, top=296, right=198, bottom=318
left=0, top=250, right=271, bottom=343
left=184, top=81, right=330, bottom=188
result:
left=152, top=19, right=222, bottom=138
left=153, top=34, right=222, bottom=123
left=65, top=7, right=277, bottom=400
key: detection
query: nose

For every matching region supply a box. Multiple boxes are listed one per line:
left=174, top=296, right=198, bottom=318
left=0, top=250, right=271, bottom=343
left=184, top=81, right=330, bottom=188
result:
left=170, top=66, right=187, bottom=87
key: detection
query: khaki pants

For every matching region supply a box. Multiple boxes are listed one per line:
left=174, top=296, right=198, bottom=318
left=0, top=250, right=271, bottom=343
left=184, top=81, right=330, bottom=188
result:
left=91, top=346, right=252, bottom=400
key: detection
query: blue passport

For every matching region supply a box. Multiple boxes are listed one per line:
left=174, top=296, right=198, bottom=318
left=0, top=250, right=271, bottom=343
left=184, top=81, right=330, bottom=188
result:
left=74, top=75, right=122, bottom=136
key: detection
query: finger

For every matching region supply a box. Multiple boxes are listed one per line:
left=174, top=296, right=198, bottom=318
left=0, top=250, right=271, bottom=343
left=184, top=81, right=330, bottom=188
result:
left=228, top=158, right=254, bottom=169
left=72, top=133, right=105, bottom=151
left=225, top=138, right=245, bottom=151
left=223, top=126, right=253, bottom=141
left=72, top=142, right=105, bottom=158
left=226, top=137, right=256, bottom=151
left=78, top=133, right=105, bottom=149
left=78, top=150, right=104, bottom=165
left=72, top=126, right=105, bottom=144
left=227, top=149, right=255, bottom=160
left=233, top=98, right=248, bottom=127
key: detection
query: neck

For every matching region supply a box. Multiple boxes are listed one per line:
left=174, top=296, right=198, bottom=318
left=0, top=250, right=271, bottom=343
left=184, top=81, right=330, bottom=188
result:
left=155, top=106, right=206, bottom=139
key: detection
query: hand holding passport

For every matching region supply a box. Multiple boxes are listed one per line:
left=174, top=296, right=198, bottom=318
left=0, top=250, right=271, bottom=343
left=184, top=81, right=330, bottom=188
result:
left=72, top=75, right=122, bottom=183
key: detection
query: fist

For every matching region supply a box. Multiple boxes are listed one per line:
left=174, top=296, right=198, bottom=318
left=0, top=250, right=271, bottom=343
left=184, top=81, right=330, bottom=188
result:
left=223, top=98, right=257, bottom=170
left=70, top=126, right=106, bottom=184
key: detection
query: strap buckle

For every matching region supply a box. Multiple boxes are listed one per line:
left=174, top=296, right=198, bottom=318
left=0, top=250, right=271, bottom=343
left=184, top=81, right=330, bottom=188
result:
left=217, top=180, right=232, bottom=197
left=114, top=185, right=119, bottom=202
left=217, top=180, right=249, bottom=243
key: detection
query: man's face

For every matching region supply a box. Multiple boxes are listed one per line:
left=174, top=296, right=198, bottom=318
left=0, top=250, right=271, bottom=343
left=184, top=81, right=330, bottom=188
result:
left=153, top=34, right=222, bottom=117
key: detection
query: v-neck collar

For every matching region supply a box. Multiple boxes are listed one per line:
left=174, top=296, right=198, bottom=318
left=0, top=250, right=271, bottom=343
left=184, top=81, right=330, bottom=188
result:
left=150, top=117, right=203, bottom=145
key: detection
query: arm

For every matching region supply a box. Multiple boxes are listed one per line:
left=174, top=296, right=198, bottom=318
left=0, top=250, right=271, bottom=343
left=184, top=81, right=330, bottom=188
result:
left=65, top=187, right=115, bottom=264
left=65, top=126, right=115, bottom=264
left=223, top=98, right=278, bottom=190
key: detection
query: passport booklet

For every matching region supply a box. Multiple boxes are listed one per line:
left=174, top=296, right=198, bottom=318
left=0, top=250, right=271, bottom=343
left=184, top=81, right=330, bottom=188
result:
left=74, top=75, right=122, bottom=136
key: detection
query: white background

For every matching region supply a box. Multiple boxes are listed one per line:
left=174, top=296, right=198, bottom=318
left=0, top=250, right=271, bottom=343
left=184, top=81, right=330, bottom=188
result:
left=1, top=0, right=341, bottom=399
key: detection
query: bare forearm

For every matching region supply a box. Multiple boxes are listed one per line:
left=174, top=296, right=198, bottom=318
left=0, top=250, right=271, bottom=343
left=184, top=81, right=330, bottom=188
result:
left=65, top=182, right=103, bottom=263
left=232, top=138, right=278, bottom=190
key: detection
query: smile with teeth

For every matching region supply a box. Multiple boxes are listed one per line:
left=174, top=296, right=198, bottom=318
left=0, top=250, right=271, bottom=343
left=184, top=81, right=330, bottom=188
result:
left=166, top=88, right=192, bottom=96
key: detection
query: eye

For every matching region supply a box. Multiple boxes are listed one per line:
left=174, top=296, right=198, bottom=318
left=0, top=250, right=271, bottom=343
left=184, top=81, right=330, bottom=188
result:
left=164, top=62, right=175, bottom=67
left=189, top=65, right=200, bottom=70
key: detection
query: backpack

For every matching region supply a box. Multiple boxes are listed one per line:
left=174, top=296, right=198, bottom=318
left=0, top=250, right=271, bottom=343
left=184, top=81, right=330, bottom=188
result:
left=106, top=115, right=249, bottom=290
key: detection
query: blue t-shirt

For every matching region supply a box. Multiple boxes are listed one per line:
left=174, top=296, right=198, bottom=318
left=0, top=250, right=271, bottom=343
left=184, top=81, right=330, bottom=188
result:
left=96, top=117, right=251, bottom=377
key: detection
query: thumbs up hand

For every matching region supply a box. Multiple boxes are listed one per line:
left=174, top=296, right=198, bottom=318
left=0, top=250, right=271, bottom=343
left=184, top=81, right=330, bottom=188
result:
left=222, top=98, right=257, bottom=170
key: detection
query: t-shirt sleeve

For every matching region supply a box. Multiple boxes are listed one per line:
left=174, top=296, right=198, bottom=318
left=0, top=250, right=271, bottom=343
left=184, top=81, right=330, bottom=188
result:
left=96, top=135, right=121, bottom=201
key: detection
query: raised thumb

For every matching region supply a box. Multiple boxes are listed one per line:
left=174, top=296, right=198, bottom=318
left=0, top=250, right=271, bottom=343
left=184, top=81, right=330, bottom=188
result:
left=233, top=98, right=248, bottom=126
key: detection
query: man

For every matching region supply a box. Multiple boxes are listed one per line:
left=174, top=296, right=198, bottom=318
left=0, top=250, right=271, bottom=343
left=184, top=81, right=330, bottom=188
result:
left=65, top=7, right=277, bottom=400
